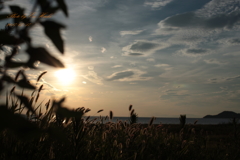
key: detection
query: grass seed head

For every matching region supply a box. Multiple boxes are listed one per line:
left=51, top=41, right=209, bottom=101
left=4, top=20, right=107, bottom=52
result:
left=129, top=104, right=132, bottom=111
left=97, top=109, right=103, bottom=113
left=86, top=116, right=90, bottom=121
left=37, top=71, right=47, bottom=82
left=105, top=115, right=108, bottom=120
left=85, top=108, right=91, bottom=113
left=130, top=109, right=135, bottom=116
left=10, top=86, right=15, bottom=94
left=149, top=117, right=155, bottom=126
left=38, top=84, right=43, bottom=92
left=35, top=93, right=40, bottom=102
left=110, top=110, right=113, bottom=120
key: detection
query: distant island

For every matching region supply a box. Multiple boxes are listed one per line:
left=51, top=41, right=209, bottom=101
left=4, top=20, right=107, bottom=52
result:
left=203, top=111, right=240, bottom=118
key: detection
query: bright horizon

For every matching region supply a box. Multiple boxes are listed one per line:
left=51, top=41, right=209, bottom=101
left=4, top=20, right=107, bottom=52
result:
left=1, top=0, right=240, bottom=118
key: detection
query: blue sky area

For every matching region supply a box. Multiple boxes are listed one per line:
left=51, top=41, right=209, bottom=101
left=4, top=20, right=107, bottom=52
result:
left=1, top=0, right=240, bottom=117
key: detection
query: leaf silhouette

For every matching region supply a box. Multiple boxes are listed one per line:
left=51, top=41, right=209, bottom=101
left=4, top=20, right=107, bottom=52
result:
left=37, top=0, right=50, bottom=12
left=0, top=30, right=23, bottom=45
left=40, top=20, right=66, bottom=54
left=26, top=47, right=64, bottom=68
left=9, top=5, right=24, bottom=14
left=9, top=5, right=25, bottom=24
left=0, top=14, right=11, bottom=21
left=5, top=61, right=26, bottom=68
left=17, top=79, right=36, bottom=89
left=2, top=75, right=16, bottom=84
left=56, top=0, right=68, bottom=17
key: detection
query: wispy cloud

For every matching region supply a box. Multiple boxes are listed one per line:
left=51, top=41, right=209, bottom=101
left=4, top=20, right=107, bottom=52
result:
left=112, top=65, right=122, bottom=68
left=160, top=89, right=189, bottom=100
left=106, top=69, right=152, bottom=82
left=122, top=40, right=168, bottom=56
left=154, top=64, right=170, bottom=67
left=227, top=38, right=240, bottom=45
left=154, top=0, right=240, bottom=48
left=225, top=75, right=240, bottom=82
left=147, top=58, right=155, bottom=62
left=208, top=75, right=240, bottom=84
left=144, top=0, right=173, bottom=9
left=101, top=47, right=106, bottom=53
left=204, top=59, right=227, bottom=65
left=88, top=66, right=94, bottom=70
left=82, top=71, right=103, bottom=85
left=180, top=48, right=210, bottom=57
left=89, top=36, right=93, bottom=42
left=120, top=30, right=144, bottom=36
left=106, top=70, right=134, bottom=81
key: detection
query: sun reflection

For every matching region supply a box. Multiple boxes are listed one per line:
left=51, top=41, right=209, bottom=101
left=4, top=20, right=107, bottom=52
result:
left=54, top=68, right=76, bottom=85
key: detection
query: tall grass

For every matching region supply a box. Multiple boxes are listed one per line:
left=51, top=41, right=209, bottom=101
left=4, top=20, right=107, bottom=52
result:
left=0, top=87, right=240, bottom=159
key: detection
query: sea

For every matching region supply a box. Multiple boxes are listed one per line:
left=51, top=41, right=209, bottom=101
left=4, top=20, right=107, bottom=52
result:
left=89, top=117, right=234, bottom=125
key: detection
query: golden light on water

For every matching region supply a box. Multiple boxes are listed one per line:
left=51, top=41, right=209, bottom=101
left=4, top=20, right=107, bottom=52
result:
left=54, top=68, right=76, bottom=85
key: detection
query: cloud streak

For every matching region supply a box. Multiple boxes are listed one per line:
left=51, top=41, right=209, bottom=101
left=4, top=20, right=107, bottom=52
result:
left=106, top=69, right=152, bottom=82
left=120, top=30, right=144, bottom=36
left=144, top=0, right=173, bottom=9
left=122, top=40, right=168, bottom=56
left=82, top=71, right=103, bottom=85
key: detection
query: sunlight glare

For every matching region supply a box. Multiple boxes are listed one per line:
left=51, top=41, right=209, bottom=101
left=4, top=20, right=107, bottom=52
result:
left=54, top=68, right=76, bottom=84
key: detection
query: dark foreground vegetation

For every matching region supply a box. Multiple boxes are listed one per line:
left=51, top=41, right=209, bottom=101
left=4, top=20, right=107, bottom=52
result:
left=0, top=91, right=240, bottom=160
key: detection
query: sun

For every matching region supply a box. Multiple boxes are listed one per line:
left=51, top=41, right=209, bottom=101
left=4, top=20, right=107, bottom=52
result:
left=54, top=68, right=76, bottom=84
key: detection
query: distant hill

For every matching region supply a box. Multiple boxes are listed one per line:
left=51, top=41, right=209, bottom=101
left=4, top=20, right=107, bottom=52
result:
left=203, top=111, right=240, bottom=118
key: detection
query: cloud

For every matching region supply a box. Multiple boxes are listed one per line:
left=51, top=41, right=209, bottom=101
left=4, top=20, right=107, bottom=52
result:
left=228, top=38, right=240, bottom=45
left=88, top=66, right=94, bottom=70
left=144, top=0, right=173, bottom=9
left=122, top=40, right=167, bottom=56
left=208, top=78, right=218, bottom=83
left=82, top=71, right=103, bottom=85
left=128, top=53, right=144, bottom=56
left=120, top=30, right=144, bottom=36
left=196, top=0, right=240, bottom=18
left=204, top=59, right=227, bottom=65
left=226, top=90, right=240, bottom=101
left=130, top=41, right=158, bottom=52
left=160, top=89, right=189, bottom=100
left=147, top=58, right=155, bottom=62
left=154, top=64, right=170, bottom=67
left=208, top=75, right=240, bottom=83
left=154, top=64, right=172, bottom=71
left=106, top=71, right=134, bottom=81
left=101, top=47, right=106, bottom=53
left=225, top=75, right=240, bottom=81
left=161, top=13, right=240, bottom=30
left=34, top=61, right=40, bottom=67
left=180, top=48, right=209, bottom=57
left=112, top=65, right=122, bottom=68
left=158, top=6, right=240, bottom=31
left=154, top=0, right=240, bottom=47
left=110, top=56, right=117, bottom=59
left=106, top=69, right=152, bottom=82
left=89, top=36, right=92, bottom=42
left=38, top=78, right=60, bottom=91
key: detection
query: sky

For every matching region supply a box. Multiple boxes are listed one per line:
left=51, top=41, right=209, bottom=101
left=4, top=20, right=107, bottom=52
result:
left=1, top=0, right=240, bottom=118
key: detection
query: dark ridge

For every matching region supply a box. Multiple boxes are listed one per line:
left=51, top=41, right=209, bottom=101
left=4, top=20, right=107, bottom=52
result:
left=203, top=111, right=240, bottom=118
